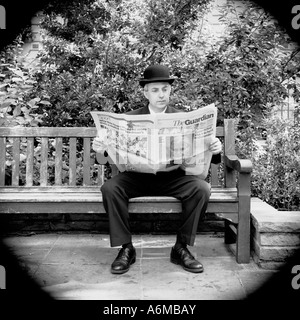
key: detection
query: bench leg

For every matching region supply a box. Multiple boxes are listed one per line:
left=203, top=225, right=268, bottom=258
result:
left=236, top=173, right=251, bottom=263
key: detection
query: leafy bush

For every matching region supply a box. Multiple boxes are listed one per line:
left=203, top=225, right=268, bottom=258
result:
left=0, top=36, right=51, bottom=127
left=5, top=0, right=298, bottom=131
left=250, top=117, right=300, bottom=210
left=26, top=0, right=211, bottom=127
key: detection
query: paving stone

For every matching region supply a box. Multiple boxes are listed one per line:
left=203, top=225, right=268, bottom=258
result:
left=52, top=233, right=112, bottom=248
left=236, top=270, right=277, bottom=296
left=141, top=258, right=247, bottom=300
left=1, top=233, right=276, bottom=300
left=35, top=262, right=138, bottom=288
left=44, top=280, right=143, bottom=300
left=2, top=233, right=60, bottom=248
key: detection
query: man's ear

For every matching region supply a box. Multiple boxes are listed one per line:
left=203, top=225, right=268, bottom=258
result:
left=143, top=89, right=149, bottom=100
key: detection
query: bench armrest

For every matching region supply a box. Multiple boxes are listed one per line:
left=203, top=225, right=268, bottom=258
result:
left=224, top=155, right=252, bottom=173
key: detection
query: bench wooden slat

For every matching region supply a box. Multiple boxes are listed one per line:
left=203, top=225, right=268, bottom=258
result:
left=0, top=186, right=237, bottom=193
left=69, top=138, right=77, bottom=186
left=97, top=164, right=104, bottom=185
left=26, top=138, right=34, bottom=186
left=211, top=163, right=219, bottom=187
left=224, top=119, right=236, bottom=188
left=0, top=186, right=238, bottom=215
left=40, top=137, right=48, bottom=186
left=83, top=138, right=90, bottom=186
left=0, top=137, right=5, bottom=186
left=0, top=194, right=237, bottom=202
left=0, top=126, right=224, bottom=138
left=0, top=189, right=237, bottom=202
left=12, top=138, right=20, bottom=186
left=55, top=137, right=63, bottom=185
left=0, top=127, right=97, bottom=137
left=0, top=200, right=238, bottom=214
left=128, top=202, right=238, bottom=214
left=216, top=126, right=224, bottom=137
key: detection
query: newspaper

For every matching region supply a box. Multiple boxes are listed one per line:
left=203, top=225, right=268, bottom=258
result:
left=91, top=103, right=217, bottom=178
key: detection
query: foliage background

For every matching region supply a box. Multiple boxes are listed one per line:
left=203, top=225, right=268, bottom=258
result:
left=0, top=0, right=299, bottom=209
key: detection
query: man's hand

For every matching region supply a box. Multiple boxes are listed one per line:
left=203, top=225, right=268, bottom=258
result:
left=209, top=137, right=222, bottom=155
left=92, top=129, right=107, bottom=153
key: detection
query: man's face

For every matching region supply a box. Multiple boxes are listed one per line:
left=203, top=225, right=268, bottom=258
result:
left=144, top=82, right=171, bottom=112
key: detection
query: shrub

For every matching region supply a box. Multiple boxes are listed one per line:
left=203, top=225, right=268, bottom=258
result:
left=250, top=116, right=300, bottom=210
left=0, top=36, right=49, bottom=128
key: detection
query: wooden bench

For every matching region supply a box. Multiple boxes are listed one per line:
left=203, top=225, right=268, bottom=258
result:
left=0, top=119, right=252, bottom=263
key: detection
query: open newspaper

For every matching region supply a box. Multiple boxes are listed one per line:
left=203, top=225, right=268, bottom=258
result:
left=91, top=103, right=217, bottom=178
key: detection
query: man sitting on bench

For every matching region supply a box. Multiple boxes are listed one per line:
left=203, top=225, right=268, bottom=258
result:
left=92, top=65, right=222, bottom=274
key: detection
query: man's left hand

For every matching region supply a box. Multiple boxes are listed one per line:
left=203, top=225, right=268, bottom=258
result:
left=209, top=137, right=222, bottom=155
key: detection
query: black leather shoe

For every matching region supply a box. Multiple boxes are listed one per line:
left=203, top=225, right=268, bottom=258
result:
left=170, top=245, right=204, bottom=273
left=111, top=246, right=136, bottom=274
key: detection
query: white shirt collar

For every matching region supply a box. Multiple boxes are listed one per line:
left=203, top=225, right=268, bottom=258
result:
left=148, top=105, right=167, bottom=114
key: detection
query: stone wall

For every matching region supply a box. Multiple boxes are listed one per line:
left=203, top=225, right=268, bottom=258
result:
left=251, top=197, right=300, bottom=269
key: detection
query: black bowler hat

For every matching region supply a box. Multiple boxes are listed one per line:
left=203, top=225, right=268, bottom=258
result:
left=138, top=65, right=176, bottom=87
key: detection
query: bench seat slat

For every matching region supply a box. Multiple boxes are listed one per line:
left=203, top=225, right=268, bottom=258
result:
left=0, top=201, right=238, bottom=214
left=0, top=186, right=237, bottom=193
left=0, top=190, right=237, bottom=202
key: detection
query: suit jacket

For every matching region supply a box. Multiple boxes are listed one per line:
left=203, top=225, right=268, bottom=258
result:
left=126, top=105, right=221, bottom=165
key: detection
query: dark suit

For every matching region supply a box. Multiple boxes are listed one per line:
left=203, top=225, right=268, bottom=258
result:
left=101, top=105, right=221, bottom=247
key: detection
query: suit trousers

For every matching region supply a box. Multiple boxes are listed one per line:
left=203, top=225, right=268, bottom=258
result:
left=100, top=168, right=211, bottom=247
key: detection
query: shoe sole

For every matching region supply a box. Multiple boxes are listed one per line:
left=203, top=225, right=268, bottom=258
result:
left=111, top=256, right=136, bottom=274
left=170, top=257, right=204, bottom=273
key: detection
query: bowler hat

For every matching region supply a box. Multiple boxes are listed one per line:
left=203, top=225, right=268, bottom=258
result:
left=138, top=65, right=176, bottom=87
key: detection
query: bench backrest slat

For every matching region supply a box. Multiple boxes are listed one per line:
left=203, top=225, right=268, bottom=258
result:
left=0, top=127, right=97, bottom=137
left=69, top=137, right=77, bottom=186
left=97, top=164, right=104, bottom=185
left=216, top=127, right=224, bottom=137
left=0, top=137, right=6, bottom=186
left=55, top=137, right=63, bottom=186
left=210, top=163, right=219, bottom=187
left=83, top=137, right=91, bottom=186
left=12, top=138, right=20, bottom=186
left=224, top=119, right=236, bottom=188
left=40, top=137, right=48, bottom=187
left=26, top=137, right=34, bottom=186
left=1, top=127, right=223, bottom=137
